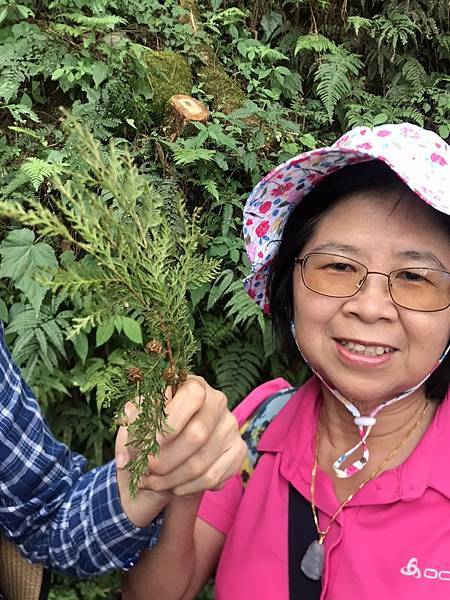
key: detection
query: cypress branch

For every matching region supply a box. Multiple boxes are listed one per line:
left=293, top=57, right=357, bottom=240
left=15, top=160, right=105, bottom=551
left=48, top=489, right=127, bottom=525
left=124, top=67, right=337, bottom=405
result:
left=0, top=115, right=220, bottom=497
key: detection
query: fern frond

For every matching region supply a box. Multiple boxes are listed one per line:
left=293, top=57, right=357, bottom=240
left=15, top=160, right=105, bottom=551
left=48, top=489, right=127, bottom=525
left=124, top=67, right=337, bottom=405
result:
left=207, top=7, right=248, bottom=27
left=20, top=158, right=58, bottom=191
left=166, top=145, right=216, bottom=166
left=197, top=315, right=236, bottom=350
left=213, top=341, right=263, bottom=407
left=221, top=202, right=234, bottom=238
left=347, top=16, right=374, bottom=36
left=401, top=56, right=427, bottom=88
left=374, top=10, right=420, bottom=58
left=389, top=55, right=427, bottom=97
left=206, top=269, right=235, bottom=311
left=315, top=53, right=363, bottom=122
left=201, top=179, right=220, bottom=201
left=65, top=12, right=127, bottom=30
left=223, top=281, right=266, bottom=331
left=6, top=302, right=70, bottom=374
left=295, top=34, right=339, bottom=56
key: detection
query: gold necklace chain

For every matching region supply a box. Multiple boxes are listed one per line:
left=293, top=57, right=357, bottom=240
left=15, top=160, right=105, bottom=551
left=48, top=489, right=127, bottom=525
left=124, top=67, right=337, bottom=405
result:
left=310, top=400, right=429, bottom=544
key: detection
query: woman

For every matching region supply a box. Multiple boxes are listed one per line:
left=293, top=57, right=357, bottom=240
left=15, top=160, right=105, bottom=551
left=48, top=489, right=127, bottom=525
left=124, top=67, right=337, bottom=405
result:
left=122, top=123, right=450, bottom=599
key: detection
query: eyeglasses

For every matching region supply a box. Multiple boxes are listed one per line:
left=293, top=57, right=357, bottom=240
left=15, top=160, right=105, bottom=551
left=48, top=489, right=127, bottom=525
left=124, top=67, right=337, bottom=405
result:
left=294, top=252, right=450, bottom=312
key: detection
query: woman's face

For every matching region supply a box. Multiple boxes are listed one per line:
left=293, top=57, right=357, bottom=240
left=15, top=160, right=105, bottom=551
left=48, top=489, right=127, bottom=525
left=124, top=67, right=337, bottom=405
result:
left=292, top=191, right=450, bottom=405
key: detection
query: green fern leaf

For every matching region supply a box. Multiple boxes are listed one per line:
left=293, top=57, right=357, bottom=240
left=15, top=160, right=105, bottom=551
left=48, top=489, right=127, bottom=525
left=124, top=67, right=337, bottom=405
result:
left=170, top=147, right=216, bottom=166
left=223, top=281, right=265, bottom=331
left=347, top=16, right=374, bottom=36
left=201, top=179, right=220, bottom=201
left=10, top=329, right=36, bottom=360
left=214, top=341, right=263, bottom=406
left=315, top=53, right=363, bottom=122
left=294, top=34, right=339, bottom=56
left=66, top=12, right=127, bottom=30
left=21, top=158, right=56, bottom=191
left=374, top=10, right=420, bottom=58
left=221, top=202, right=234, bottom=238
left=42, top=319, right=66, bottom=355
left=207, top=270, right=234, bottom=311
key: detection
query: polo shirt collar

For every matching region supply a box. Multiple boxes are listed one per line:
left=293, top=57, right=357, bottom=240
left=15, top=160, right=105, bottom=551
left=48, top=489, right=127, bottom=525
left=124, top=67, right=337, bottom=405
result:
left=258, top=377, right=450, bottom=503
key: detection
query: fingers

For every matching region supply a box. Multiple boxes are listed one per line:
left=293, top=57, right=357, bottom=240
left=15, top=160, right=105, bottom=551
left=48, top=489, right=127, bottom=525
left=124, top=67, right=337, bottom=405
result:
left=155, top=376, right=211, bottom=447
left=118, top=375, right=247, bottom=497
left=116, top=377, right=209, bottom=467
left=139, top=411, right=245, bottom=492
left=149, top=379, right=227, bottom=473
left=171, top=438, right=247, bottom=496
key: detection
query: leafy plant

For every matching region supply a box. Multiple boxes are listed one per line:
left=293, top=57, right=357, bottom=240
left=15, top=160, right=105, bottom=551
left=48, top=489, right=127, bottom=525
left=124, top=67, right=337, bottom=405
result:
left=0, top=116, right=219, bottom=494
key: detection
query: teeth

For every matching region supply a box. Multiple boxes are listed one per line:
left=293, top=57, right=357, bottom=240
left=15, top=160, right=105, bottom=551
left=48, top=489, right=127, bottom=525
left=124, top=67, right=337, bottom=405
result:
left=339, top=340, right=393, bottom=356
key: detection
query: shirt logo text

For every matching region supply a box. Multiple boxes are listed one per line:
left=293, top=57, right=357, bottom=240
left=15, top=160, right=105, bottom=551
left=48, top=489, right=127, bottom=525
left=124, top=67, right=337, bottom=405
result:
left=401, top=557, right=450, bottom=582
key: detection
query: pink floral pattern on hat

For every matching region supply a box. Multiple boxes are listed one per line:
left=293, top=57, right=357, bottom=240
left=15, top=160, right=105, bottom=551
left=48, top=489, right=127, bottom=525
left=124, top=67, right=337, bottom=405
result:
left=243, top=123, right=450, bottom=312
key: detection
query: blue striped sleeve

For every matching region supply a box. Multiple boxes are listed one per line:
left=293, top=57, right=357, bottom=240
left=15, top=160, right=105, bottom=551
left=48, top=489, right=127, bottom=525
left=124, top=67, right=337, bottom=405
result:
left=0, top=324, right=161, bottom=577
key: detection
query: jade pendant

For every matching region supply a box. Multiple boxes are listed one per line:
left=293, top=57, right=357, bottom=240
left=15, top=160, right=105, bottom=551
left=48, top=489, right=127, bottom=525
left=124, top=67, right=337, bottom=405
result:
left=300, top=540, right=324, bottom=581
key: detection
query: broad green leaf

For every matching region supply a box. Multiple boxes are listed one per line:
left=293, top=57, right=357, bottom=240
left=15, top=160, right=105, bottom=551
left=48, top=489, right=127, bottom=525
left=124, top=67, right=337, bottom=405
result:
left=72, top=332, right=89, bottom=363
left=96, top=321, right=114, bottom=346
left=122, top=316, right=143, bottom=344
left=0, top=299, right=8, bottom=323
left=16, top=4, right=34, bottom=18
left=114, top=315, right=123, bottom=333
left=438, top=124, right=449, bottom=139
left=0, top=229, right=57, bottom=314
left=92, top=62, right=109, bottom=87
left=373, top=112, right=389, bottom=125
left=189, top=282, right=209, bottom=309
left=299, top=133, right=317, bottom=150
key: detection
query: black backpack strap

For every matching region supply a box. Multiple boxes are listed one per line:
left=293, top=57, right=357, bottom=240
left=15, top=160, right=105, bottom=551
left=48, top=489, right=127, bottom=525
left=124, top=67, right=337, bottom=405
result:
left=239, top=386, right=321, bottom=598
left=288, top=484, right=321, bottom=599
left=38, top=570, right=51, bottom=600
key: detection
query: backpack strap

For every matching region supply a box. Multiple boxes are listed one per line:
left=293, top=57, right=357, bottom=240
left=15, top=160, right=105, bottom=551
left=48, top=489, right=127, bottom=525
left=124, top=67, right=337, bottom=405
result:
left=240, top=387, right=296, bottom=487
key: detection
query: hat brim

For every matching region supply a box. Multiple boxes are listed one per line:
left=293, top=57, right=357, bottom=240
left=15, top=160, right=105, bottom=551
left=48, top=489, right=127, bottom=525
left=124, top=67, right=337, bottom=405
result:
left=243, top=128, right=449, bottom=313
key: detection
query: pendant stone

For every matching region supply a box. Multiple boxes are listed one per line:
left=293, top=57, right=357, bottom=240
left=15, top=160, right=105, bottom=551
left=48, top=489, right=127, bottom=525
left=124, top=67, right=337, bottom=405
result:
left=300, top=540, right=324, bottom=581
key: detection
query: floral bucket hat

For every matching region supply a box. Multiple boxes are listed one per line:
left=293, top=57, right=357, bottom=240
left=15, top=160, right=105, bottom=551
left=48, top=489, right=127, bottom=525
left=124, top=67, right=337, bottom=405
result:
left=243, top=122, right=450, bottom=313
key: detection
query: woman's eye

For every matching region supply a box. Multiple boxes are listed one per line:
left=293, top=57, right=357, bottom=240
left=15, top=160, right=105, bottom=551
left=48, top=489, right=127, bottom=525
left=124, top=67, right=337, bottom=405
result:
left=328, top=262, right=355, bottom=272
left=397, top=270, right=427, bottom=283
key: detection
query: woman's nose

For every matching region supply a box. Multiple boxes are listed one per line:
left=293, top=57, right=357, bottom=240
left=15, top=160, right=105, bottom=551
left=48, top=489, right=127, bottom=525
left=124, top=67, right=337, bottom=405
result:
left=342, top=272, right=398, bottom=322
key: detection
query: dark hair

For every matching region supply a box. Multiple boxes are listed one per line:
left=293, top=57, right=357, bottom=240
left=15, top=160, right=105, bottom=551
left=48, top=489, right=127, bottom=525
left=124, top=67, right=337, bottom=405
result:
left=269, top=160, right=450, bottom=402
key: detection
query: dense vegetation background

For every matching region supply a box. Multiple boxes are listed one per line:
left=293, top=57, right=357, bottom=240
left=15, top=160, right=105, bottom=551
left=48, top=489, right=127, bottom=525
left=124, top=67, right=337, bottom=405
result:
left=0, top=0, right=449, bottom=596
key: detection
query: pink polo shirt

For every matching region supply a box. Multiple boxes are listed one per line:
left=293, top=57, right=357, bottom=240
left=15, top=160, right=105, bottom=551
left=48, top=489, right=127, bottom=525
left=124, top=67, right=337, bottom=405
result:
left=198, top=377, right=450, bottom=600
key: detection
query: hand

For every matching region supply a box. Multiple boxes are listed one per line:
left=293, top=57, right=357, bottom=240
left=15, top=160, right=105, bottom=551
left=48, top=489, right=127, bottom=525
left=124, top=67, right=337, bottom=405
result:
left=115, top=376, right=247, bottom=525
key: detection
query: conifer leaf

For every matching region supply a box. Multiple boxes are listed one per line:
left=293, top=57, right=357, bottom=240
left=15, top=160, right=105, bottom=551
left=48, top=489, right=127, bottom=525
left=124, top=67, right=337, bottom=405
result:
left=0, top=229, right=57, bottom=314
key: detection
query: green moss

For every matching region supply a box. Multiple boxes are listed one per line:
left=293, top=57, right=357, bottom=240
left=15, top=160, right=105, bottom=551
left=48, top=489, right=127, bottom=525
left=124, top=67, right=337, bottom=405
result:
left=198, top=64, right=246, bottom=113
left=142, top=50, right=193, bottom=121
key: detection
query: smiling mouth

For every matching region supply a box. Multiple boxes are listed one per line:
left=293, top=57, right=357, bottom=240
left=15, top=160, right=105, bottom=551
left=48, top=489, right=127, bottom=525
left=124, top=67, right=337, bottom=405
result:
left=336, top=339, right=397, bottom=356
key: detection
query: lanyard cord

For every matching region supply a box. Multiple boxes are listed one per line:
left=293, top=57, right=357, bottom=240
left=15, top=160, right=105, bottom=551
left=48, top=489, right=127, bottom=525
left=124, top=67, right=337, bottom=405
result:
left=291, top=321, right=449, bottom=479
